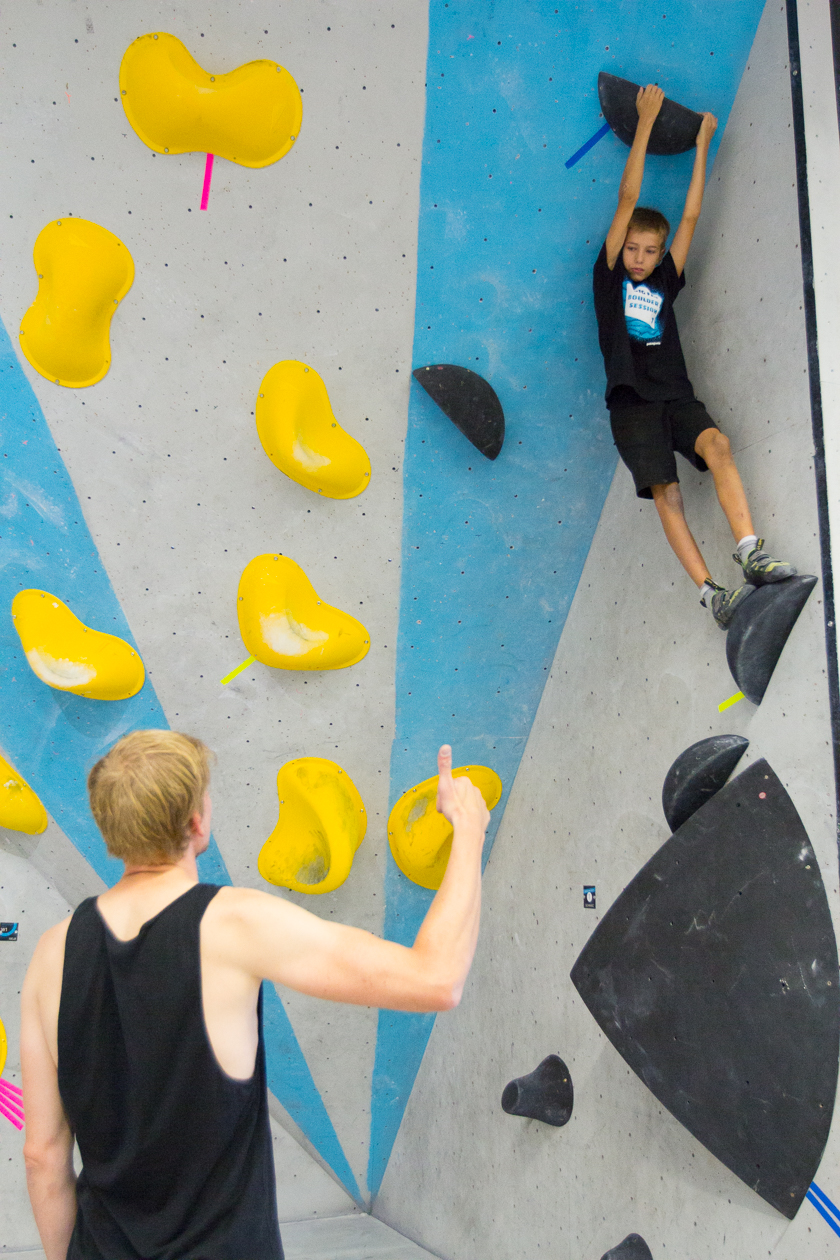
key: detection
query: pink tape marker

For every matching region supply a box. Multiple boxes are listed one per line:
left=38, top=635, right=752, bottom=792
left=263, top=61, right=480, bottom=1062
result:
left=0, top=1096, right=23, bottom=1129
left=0, top=1078, right=23, bottom=1099
left=200, top=153, right=215, bottom=210
left=0, top=1090, right=23, bottom=1119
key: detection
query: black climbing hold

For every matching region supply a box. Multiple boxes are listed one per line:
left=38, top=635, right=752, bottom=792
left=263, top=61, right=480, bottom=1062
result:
left=571, top=760, right=839, bottom=1218
left=662, top=734, right=749, bottom=832
left=600, top=1235, right=653, bottom=1260
left=598, top=72, right=703, bottom=156
left=501, top=1054, right=573, bottom=1126
left=412, top=364, right=505, bottom=460
left=726, top=574, right=817, bottom=705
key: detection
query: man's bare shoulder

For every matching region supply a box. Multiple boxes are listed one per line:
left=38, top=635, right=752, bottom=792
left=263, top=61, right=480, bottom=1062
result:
left=23, top=915, right=71, bottom=1005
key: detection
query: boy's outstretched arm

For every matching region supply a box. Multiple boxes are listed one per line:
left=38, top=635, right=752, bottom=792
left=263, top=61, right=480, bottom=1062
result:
left=605, top=84, right=664, bottom=269
left=669, top=112, right=718, bottom=276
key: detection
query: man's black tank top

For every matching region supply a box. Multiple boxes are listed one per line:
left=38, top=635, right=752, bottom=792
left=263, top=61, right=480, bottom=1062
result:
left=58, top=883, right=283, bottom=1260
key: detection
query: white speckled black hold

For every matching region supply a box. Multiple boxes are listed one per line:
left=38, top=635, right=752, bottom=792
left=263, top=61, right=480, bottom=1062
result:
left=412, top=363, right=505, bottom=460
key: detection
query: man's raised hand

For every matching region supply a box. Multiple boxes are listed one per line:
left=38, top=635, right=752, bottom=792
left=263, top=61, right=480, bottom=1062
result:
left=435, top=745, right=491, bottom=836
left=635, top=83, right=665, bottom=126
left=696, top=112, right=718, bottom=148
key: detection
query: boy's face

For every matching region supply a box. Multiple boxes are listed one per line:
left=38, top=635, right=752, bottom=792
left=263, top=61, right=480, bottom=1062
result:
left=622, top=229, right=666, bottom=282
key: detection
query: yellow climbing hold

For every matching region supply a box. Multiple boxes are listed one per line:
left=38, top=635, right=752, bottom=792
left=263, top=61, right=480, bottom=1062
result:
left=237, top=555, right=370, bottom=671
left=388, top=765, right=503, bottom=890
left=0, top=1018, right=6, bottom=1078
left=12, top=590, right=145, bottom=700
left=119, top=32, right=302, bottom=167
left=19, top=219, right=134, bottom=389
left=0, top=753, right=48, bottom=835
left=258, top=757, right=366, bottom=894
left=256, top=361, right=371, bottom=499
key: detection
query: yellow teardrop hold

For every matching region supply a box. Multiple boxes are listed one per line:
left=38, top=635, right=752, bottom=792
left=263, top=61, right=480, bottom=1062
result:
left=0, top=1017, right=6, bottom=1079
left=256, top=361, right=371, bottom=499
left=11, top=590, right=145, bottom=701
left=19, top=218, right=134, bottom=389
left=237, top=554, right=370, bottom=671
left=119, top=32, right=303, bottom=167
left=0, top=753, right=47, bottom=835
left=388, top=765, right=503, bottom=890
left=258, top=757, right=366, bottom=894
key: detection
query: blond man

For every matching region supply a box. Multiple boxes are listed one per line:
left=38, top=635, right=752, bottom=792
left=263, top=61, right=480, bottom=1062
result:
left=21, top=731, right=489, bottom=1260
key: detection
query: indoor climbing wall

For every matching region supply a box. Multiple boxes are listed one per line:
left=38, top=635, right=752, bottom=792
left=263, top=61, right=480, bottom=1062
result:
left=376, top=2, right=840, bottom=1258
left=0, top=1, right=839, bottom=1259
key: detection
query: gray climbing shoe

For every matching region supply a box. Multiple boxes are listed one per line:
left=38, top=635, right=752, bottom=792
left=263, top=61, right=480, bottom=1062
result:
left=702, top=582, right=757, bottom=631
left=735, top=539, right=797, bottom=585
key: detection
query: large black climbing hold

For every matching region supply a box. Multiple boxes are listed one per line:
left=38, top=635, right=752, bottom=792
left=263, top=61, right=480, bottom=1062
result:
left=726, top=575, right=817, bottom=705
left=571, top=760, right=839, bottom=1218
left=598, top=72, right=703, bottom=156
left=600, top=1235, right=653, bottom=1260
left=501, top=1054, right=573, bottom=1127
left=412, top=364, right=505, bottom=460
left=661, top=734, right=749, bottom=832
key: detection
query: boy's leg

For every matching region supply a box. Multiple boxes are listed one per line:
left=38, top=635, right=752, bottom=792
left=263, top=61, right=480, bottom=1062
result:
left=650, top=481, right=712, bottom=587
left=693, top=427, right=753, bottom=542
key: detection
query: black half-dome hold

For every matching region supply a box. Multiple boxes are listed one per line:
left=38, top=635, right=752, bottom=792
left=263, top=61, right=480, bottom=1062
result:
left=598, top=72, right=703, bottom=156
left=571, top=760, right=839, bottom=1218
left=726, top=575, right=817, bottom=705
left=501, top=1054, right=573, bottom=1127
left=412, top=364, right=505, bottom=460
left=600, top=1235, right=653, bottom=1260
left=661, top=734, right=749, bottom=832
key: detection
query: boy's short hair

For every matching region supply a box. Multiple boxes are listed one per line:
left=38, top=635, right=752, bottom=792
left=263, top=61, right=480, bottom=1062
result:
left=627, top=206, right=670, bottom=243
left=88, top=730, right=213, bottom=864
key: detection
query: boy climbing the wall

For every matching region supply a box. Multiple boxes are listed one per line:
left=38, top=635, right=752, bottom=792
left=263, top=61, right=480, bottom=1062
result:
left=592, top=84, right=796, bottom=627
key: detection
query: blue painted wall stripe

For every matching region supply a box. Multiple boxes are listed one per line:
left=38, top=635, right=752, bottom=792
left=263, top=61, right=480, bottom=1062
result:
left=0, top=322, right=359, bottom=1201
left=369, top=0, right=766, bottom=1198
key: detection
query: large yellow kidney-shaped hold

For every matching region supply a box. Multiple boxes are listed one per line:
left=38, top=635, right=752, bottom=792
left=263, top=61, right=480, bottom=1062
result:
left=19, top=219, right=134, bottom=389
left=0, top=753, right=48, bottom=835
left=256, top=361, right=371, bottom=499
left=12, top=590, right=145, bottom=700
left=238, top=555, right=370, bottom=671
left=119, top=32, right=302, bottom=167
left=258, top=757, right=366, bottom=894
left=389, top=765, right=503, bottom=890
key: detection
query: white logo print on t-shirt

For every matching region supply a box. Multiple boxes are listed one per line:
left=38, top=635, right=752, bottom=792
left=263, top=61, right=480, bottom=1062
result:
left=623, top=279, right=664, bottom=344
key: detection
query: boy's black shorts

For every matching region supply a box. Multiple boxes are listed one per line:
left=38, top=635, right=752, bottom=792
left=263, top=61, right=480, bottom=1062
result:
left=608, top=393, right=720, bottom=500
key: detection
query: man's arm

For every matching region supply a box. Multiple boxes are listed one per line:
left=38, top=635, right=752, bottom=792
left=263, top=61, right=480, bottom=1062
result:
left=605, top=84, right=665, bottom=269
left=669, top=112, right=718, bottom=276
left=216, top=745, right=490, bottom=1012
left=21, top=922, right=77, bottom=1260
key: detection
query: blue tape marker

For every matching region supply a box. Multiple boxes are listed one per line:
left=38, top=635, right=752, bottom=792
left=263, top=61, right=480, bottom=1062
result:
left=808, top=1183, right=840, bottom=1236
left=565, top=120, right=611, bottom=169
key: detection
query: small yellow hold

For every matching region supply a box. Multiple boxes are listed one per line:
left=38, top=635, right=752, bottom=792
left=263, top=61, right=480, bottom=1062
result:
left=258, top=757, right=366, bottom=894
left=11, top=590, right=145, bottom=700
left=19, top=219, right=134, bottom=389
left=237, top=555, right=370, bottom=671
left=0, top=753, right=47, bottom=835
left=389, top=765, right=502, bottom=889
left=119, top=32, right=302, bottom=167
left=256, top=361, right=371, bottom=499
left=0, top=1017, right=6, bottom=1078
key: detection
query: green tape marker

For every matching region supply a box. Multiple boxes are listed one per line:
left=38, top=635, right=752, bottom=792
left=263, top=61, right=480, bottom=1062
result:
left=718, top=690, right=745, bottom=713
left=220, top=655, right=255, bottom=686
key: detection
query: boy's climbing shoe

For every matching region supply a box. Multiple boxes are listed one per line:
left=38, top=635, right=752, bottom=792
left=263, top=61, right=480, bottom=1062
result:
left=701, top=582, right=757, bottom=631
left=734, top=539, right=797, bottom=585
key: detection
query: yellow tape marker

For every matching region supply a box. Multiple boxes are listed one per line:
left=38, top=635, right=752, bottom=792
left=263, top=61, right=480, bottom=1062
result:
left=220, top=655, right=255, bottom=686
left=718, top=690, right=745, bottom=713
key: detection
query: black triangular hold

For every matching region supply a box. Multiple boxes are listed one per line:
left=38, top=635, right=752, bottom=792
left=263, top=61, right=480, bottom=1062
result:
left=598, top=72, right=703, bottom=156
left=412, top=364, right=505, bottom=460
left=661, top=734, right=749, bottom=832
left=571, top=760, right=839, bottom=1218
left=600, top=1235, right=653, bottom=1260
left=501, top=1054, right=573, bottom=1127
left=726, top=575, right=817, bottom=705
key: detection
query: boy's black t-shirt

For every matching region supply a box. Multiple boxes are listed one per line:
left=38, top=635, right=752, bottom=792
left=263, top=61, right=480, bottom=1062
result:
left=592, top=242, right=694, bottom=405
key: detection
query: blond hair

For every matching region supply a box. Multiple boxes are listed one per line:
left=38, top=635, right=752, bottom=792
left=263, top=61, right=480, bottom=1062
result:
left=88, top=730, right=213, bottom=864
